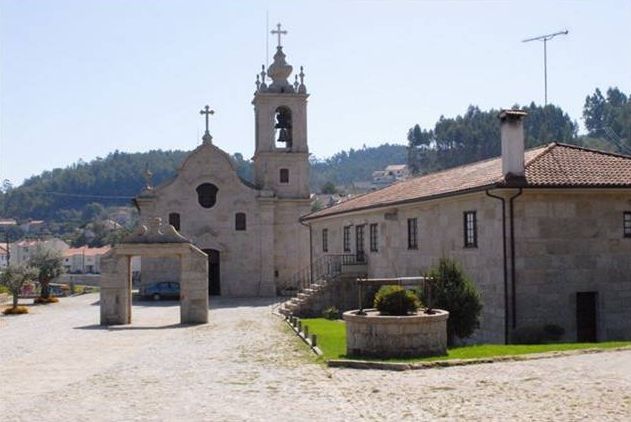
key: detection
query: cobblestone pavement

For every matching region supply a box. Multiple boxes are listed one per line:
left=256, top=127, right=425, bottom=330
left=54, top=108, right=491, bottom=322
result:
left=1, top=294, right=629, bottom=421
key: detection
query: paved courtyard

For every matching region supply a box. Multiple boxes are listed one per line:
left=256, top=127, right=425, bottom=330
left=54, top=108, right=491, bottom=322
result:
left=0, top=294, right=630, bottom=421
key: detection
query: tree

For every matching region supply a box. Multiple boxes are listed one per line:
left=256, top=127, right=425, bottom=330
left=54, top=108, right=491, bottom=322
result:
left=321, top=182, right=337, bottom=194
left=0, top=263, right=38, bottom=311
left=82, top=202, right=105, bottom=221
left=406, top=103, right=578, bottom=176
left=28, top=244, right=65, bottom=299
left=583, top=87, right=631, bottom=153
left=422, top=258, right=483, bottom=345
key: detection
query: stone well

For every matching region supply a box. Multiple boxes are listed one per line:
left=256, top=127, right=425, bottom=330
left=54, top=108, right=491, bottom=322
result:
left=343, top=309, right=449, bottom=358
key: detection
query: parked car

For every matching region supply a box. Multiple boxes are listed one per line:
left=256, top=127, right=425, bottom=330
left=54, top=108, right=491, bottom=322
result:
left=140, top=282, right=180, bottom=301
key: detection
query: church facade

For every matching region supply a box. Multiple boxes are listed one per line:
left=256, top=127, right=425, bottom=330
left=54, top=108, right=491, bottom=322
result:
left=135, top=33, right=310, bottom=296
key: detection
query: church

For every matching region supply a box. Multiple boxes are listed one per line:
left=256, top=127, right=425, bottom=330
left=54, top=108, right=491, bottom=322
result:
left=135, top=26, right=310, bottom=296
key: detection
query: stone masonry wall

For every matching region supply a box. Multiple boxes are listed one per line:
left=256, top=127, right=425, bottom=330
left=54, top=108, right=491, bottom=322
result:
left=513, top=190, right=631, bottom=341
left=308, top=192, right=506, bottom=343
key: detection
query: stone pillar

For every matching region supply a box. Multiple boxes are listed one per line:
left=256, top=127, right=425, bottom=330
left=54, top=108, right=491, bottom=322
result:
left=100, top=253, right=131, bottom=325
left=179, top=246, right=209, bottom=324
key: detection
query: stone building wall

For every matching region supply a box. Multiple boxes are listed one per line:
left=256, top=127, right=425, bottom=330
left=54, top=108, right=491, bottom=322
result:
left=308, top=191, right=506, bottom=343
left=513, top=190, right=631, bottom=341
left=308, top=189, right=631, bottom=343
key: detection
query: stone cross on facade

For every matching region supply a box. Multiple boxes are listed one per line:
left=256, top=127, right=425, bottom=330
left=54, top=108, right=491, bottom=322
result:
left=200, top=105, right=214, bottom=144
left=271, top=23, right=287, bottom=48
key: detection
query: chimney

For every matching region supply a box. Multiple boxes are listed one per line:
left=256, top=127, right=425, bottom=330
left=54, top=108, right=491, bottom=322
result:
left=499, top=109, right=528, bottom=178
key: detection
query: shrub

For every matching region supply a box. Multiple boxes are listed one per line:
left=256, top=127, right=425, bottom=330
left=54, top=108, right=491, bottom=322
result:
left=33, top=296, right=59, bottom=304
left=543, top=324, right=565, bottom=341
left=322, top=306, right=340, bottom=320
left=374, top=285, right=421, bottom=316
left=2, top=306, right=29, bottom=315
left=0, top=285, right=9, bottom=294
left=513, top=324, right=566, bottom=344
left=421, top=258, right=483, bottom=345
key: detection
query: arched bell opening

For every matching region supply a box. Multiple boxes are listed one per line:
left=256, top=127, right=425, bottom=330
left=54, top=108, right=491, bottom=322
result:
left=274, top=106, right=293, bottom=150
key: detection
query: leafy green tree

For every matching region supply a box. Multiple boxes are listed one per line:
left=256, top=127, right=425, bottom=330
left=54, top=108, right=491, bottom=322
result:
left=407, top=103, right=578, bottom=176
left=0, top=263, right=38, bottom=311
left=82, top=202, right=105, bottom=221
left=28, top=244, right=65, bottom=299
left=321, top=182, right=337, bottom=194
left=583, top=87, right=631, bottom=153
left=422, top=258, right=482, bottom=345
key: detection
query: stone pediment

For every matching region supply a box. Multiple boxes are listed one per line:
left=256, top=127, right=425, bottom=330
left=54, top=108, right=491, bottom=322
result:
left=150, top=142, right=259, bottom=195
left=123, top=217, right=191, bottom=244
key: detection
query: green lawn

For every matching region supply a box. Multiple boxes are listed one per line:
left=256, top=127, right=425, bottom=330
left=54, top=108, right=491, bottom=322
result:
left=300, top=317, right=631, bottom=362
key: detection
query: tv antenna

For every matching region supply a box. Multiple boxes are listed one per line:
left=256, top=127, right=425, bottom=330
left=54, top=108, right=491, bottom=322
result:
left=522, top=30, right=569, bottom=106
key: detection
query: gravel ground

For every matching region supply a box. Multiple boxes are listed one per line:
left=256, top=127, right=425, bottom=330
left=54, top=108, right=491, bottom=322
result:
left=1, top=294, right=629, bottom=421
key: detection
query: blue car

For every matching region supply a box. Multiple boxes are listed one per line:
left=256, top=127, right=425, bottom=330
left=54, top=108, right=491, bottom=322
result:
left=140, top=282, right=180, bottom=301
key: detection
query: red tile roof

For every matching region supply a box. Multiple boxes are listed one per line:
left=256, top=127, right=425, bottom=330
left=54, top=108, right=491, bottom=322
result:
left=303, top=143, right=631, bottom=221
left=63, top=246, right=111, bottom=257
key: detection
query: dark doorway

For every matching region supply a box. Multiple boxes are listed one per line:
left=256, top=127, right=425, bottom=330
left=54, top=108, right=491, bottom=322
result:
left=576, top=292, right=598, bottom=342
left=203, top=249, right=221, bottom=296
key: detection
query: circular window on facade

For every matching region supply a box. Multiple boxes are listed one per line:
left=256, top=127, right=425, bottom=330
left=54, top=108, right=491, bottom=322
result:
left=196, top=183, right=218, bottom=208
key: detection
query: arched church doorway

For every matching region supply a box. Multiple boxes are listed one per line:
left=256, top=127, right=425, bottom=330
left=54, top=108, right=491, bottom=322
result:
left=203, top=249, right=221, bottom=296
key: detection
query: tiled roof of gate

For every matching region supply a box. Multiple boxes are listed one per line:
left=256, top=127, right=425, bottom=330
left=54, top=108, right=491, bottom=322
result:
left=303, top=143, right=631, bottom=221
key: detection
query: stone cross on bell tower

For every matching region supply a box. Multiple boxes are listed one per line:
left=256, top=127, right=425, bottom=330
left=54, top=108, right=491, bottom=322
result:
left=199, top=105, right=214, bottom=144
left=271, top=23, right=287, bottom=48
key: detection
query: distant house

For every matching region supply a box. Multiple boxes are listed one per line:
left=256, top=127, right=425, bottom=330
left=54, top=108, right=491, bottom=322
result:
left=9, top=238, right=69, bottom=266
left=63, top=246, right=112, bottom=274
left=372, top=164, right=410, bottom=187
left=19, top=220, right=45, bottom=234
left=0, top=218, right=17, bottom=227
left=0, top=245, right=8, bottom=269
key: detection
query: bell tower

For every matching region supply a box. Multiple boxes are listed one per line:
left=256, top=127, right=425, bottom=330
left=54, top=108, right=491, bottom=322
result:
left=252, top=23, right=309, bottom=199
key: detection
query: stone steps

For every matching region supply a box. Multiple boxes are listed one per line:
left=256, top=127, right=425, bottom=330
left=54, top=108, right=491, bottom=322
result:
left=279, top=278, right=334, bottom=317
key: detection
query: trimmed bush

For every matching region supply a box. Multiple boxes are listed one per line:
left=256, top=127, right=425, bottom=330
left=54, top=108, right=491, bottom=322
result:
left=3, top=306, right=29, bottom=315
left=374, top=285, right=421, bottom=316
left=322, top=306, right=340, bottom=320
left=513, top=324, right=566, bottom=344
left=34, top=296, right=60, bottom=305
left=421, top=258, right=483, bottom=345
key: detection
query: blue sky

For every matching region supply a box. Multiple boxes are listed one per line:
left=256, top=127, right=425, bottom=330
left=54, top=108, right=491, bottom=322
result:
left=1, top=0, right=630, bottom=185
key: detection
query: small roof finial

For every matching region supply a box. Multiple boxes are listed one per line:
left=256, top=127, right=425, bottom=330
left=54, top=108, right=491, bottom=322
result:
left=298, top=66, right=307, bottom=94
left=199, top=105, right=215, bottom=144
left=260, top=65, right=268, bottom=89
left=143, top=165, right=153, bottom=191
left=271, top=23, right=288, bottom=48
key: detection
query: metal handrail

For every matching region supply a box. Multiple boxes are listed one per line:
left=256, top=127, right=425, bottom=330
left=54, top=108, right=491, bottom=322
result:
left=284, top=253, right=366, bottom=295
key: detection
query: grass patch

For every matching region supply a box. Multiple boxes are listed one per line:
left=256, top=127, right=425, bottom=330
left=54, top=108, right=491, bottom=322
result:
left=300, top=318, right=347, bottom=360
left=0, top=286, right=9, bottom=295
left=300, top=317, right=631, bottom=362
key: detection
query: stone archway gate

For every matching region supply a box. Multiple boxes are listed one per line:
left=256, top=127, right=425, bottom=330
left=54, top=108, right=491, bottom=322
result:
left=100, top=218, right=209, bottom=325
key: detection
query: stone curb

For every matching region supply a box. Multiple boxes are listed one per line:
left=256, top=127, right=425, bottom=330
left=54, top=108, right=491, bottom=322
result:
left=281, top=315, right=323, bottom=356
left=327, top=346, right=631, bottom=371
